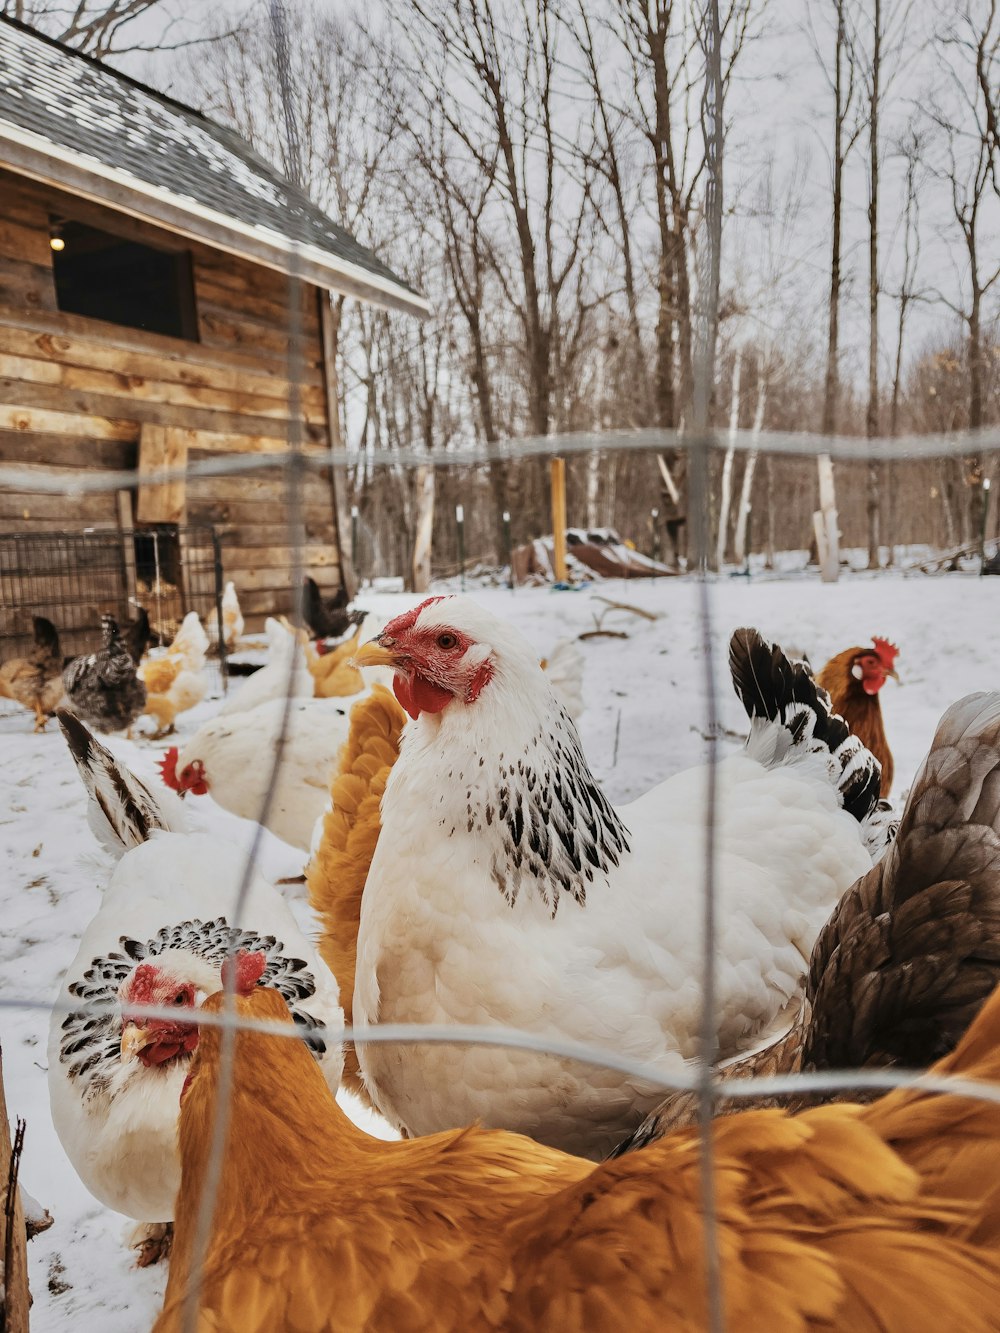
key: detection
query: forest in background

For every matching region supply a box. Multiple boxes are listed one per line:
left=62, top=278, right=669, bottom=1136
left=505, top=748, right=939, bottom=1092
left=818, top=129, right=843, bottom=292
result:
left=4, top=0, right=1000, bottom=580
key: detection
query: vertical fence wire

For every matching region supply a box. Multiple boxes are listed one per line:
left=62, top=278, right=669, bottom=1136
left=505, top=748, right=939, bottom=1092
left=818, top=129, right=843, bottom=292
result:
left=691, top=0, right=726, bottom=1325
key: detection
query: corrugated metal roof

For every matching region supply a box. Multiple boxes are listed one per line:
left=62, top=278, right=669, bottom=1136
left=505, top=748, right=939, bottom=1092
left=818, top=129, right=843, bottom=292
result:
left=0, top=15, right=428, bottom=316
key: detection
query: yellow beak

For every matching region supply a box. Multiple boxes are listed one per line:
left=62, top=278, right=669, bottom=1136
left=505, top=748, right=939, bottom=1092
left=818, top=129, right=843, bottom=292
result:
left=352, top=640, right=400, bottom=670
left=120, top=1023, right=153, bottom=1063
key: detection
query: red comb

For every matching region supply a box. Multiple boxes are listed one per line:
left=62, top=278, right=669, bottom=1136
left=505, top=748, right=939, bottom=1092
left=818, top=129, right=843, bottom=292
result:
left=872, top=637, right=899, bottom=669
left=383, top=596, right=447, bottom=637
left=158, top=747, right=181, bottom=790
left=220, top=950, right=267, bottom=996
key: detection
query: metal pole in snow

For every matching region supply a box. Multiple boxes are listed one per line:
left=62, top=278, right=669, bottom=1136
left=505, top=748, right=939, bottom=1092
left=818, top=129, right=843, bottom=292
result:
left=456, top=504, right=466, bottom=592
left=981, top=478, right=992, bottom=575
left=502, top=509, right=513, bottom=591
left=350, top=505, right=359, bottom=584
left=744, top=507, right=752, bottom=578
left=651, top=507, right=661, bottom=564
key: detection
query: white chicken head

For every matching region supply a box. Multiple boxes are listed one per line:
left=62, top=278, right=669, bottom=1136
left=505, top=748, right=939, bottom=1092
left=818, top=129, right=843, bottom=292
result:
left=119, top=950, right=220, bottom=1069
left=354, top=596, right=540, bottom=721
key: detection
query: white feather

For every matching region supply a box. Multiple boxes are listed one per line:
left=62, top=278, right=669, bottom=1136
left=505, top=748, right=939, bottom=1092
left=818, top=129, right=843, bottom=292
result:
left=217, top=617, right=313, bottom=716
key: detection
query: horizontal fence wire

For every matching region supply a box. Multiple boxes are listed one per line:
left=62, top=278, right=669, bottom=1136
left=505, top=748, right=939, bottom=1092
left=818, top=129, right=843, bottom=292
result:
left=3, top=425, right=1000, bottom=501
left=9, top=992, right=1000, bottom=1112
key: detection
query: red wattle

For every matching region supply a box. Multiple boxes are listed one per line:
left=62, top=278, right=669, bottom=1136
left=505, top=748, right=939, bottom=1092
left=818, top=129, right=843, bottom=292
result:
left=137, top=1029, right=199, bottom=1067
left=393, top=672, right=453, bottom=720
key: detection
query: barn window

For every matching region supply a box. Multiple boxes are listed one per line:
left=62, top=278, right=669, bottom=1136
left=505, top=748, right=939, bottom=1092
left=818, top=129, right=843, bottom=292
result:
left=133, top=525, right=182, bottom=592
left=49, top=218, right=198, bottom=341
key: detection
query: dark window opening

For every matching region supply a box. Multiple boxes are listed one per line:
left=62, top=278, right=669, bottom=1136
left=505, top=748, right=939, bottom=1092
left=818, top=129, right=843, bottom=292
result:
left=134, top=526, right=182, bottom=591
left=50, top=217, right=198, bottom=341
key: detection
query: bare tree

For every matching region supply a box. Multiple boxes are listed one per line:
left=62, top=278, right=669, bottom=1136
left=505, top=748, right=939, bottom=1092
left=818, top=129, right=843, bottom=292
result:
left=925, top=0, right=1000, bottom=536
left=865, top=0, right=883, bottom=567
left=570, top=0, right=650, bottom=424
left=2, top=0, right=223, bottom=57
left=810, top=0, right=859, bottom=438
left=400, top=0, right=596, bottom=444
left=889, top=124, right=926, bottom=437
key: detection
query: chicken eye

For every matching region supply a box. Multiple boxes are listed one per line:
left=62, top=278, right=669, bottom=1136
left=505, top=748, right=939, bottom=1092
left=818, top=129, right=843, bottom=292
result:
left=173, top=991, right=188, bottom=1005
left=437, top=633, right=458, bottom=650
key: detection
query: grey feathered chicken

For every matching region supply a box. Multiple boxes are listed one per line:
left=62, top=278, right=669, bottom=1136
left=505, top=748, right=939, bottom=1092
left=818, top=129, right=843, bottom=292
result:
left=614, top=689, right=1000, bottom=1152
left=62, top=614, right=147, bottom=735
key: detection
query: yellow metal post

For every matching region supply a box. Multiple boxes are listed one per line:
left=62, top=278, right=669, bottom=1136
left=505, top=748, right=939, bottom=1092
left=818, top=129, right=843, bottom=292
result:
left=550, top=457, right=567, bottom=583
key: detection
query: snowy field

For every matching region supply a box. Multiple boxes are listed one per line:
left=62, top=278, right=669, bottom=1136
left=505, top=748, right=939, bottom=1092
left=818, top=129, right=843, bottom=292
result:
left=1, top=567, right=997, bottom=1330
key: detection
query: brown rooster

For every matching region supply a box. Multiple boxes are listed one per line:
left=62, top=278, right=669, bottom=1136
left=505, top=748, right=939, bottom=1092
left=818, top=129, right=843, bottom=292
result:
left=156, top=962, right=1000, bottom=1332
left=615, top=690, right=1000, bottom=1150
left=0, top=616, right=65, bottom=731
left=817, top=636, right=899, bottom=795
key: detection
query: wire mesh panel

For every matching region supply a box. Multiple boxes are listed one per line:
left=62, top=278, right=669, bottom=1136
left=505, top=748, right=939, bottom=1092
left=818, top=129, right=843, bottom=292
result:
left=0, top=526, right=226, bottom=660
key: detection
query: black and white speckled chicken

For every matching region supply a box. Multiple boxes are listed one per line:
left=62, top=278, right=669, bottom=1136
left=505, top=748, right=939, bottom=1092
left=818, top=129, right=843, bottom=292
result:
left=63, top=613, right=147, bottom=735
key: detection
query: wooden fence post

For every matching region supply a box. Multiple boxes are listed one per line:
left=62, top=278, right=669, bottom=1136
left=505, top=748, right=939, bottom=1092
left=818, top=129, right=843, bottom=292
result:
left=814, top=453, right=840, bottom=583
left=550, top=457, right=567, bottom=583
left=411, top=466, right=435, bottom=593
left=1, top=1043, right=29, bottom=1333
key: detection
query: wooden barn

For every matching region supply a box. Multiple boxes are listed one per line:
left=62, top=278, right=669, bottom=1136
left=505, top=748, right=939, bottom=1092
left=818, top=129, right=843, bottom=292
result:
left=0, top=15, right=427, bottom=653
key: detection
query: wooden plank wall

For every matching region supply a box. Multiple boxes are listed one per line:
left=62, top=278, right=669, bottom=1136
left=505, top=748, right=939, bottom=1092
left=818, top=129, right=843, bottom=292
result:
left=0, top=170, right=343, bottom=633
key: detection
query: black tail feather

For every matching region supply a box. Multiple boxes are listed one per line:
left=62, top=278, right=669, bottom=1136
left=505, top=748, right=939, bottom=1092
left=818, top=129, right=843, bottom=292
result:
left=56, top=708, right=171, bottom=849
left=730, top=627, right=882, bottom=824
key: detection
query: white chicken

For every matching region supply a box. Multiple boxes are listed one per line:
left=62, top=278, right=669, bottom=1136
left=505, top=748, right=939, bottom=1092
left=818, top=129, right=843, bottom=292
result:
left=137, top=611, right=210, bottom=738
left=205, top=580, right=244, bottom=654
left=218, top=616, right=313, bottom=716
left=351, top=597, right=886, bottom=1160
left=159, top=696, right=353, bottom=850
left=49, top=711, right=342, bottom=1262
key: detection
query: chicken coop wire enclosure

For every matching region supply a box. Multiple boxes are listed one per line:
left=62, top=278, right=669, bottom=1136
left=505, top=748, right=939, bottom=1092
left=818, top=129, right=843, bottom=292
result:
left=0, top=526, right=228, bottom=666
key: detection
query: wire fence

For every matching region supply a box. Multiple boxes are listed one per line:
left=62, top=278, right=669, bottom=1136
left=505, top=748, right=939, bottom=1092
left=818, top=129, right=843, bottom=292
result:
left=3, top=419, right=999, bottom=1330
left=2, top=3, right=1000, bottom=1331
left=0, top=526, right=227, bottom=661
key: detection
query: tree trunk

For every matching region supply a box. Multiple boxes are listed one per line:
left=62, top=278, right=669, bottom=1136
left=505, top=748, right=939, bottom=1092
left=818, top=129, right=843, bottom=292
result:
left=734, top=372, right=767, bottom=563
left=715, top=352, right=741, bottom=570
left=585, top=450, right=602, bottom=530
left=763, top=453, right=775, bottom=569
left=865, top=0, right=881, bottom=570
left=411, top=465, right=435, bottom=593
left=1, top=1045, right=30, bottom=1333
left=815, top=453, right=840, bottom=583
left=822, top=0, right=851, bottom=438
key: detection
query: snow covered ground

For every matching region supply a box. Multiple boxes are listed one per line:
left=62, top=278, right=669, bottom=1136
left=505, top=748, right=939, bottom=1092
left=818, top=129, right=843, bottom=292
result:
left=1, top=567, right=996, bottom=1330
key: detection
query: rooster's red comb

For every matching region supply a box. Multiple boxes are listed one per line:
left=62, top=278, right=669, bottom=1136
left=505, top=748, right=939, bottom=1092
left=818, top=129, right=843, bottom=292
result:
left=158, top=746, right=181, bottom=790
left=221, top=950, right=267, bottom=996
left=872, top=637, right=899, bottom=670
left=382, top=596, right=447, bottom=638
